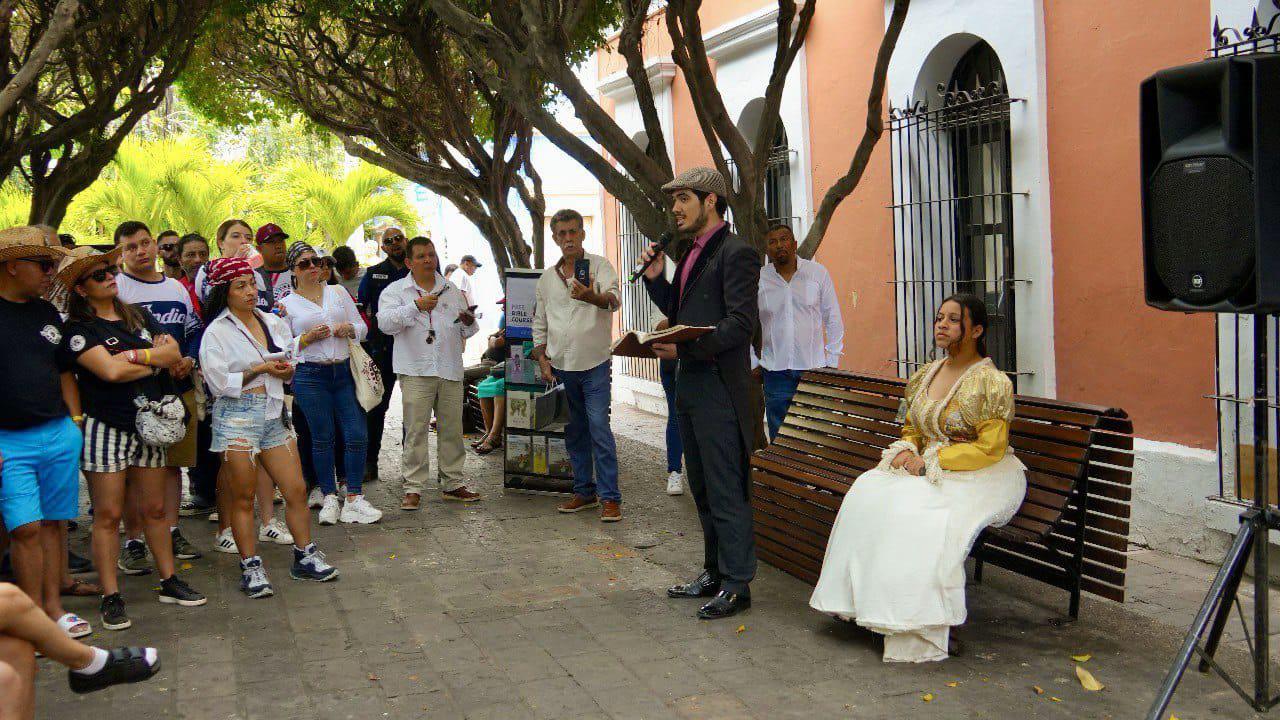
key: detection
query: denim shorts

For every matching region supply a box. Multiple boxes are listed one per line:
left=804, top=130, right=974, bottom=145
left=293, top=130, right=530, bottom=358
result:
left=210, top=394, right=293, bottom=456
left=0, top=417, right=81, bottom=529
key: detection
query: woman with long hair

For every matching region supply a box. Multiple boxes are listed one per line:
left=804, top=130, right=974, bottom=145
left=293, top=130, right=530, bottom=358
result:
left=194, top=219, right=271, bottom=310
left=277, top=243, right=379, bottom=526
left=57, top=248, right=207, bottom=632
left=198, top=257, right=338, bottom=598
left=809, top=294, right=1027, bottom=662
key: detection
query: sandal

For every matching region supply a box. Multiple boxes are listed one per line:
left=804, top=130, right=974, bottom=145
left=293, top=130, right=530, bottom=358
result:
left=474, top=439, right=503, bottom=455
left=61, top=579, right=103, bottom=597
left=57, top=612, right=92, bottom=639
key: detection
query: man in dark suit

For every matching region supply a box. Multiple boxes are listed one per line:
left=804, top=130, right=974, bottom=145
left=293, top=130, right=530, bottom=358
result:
left=640, top=167, right=760, bottom=620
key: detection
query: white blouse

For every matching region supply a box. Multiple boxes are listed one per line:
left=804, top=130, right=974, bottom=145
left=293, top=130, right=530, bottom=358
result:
left=198, top=308, right=299, bottom=419
left=278, top=285, right=368, bottom=364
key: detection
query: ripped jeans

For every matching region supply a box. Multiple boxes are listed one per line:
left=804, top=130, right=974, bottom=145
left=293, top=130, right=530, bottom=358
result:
left=210, top=393, right=293, bottom=457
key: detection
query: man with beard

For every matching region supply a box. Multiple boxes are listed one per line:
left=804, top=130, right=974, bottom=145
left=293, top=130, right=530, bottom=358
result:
left=638, top=167, right=759, bottom=621
left=357, top=227, right=409, bottom=482
left=156, top=231, right=183, bottom=280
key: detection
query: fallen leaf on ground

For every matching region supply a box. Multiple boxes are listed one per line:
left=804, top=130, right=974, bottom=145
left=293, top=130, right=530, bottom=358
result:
left=921, top=693, right=934, bottom=702
left=1071, top=653, right=1092, bottom=662
left=946, top=682, right=959, bottom=688
left=736, top=624, right=746, bottom=633
left=1033, top=686, right=1044, bottom=695
left=368, top=673, right=380, bottom=682
left=1076, top=666, right=1104, bottom=692
left=1050, top=697, right=1062, bottom=702
left=180, top=563, right=192, bottom=570
left=388, top=554, right=396, bottom=559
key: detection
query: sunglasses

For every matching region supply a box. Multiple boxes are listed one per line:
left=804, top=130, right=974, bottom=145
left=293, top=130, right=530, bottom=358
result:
left=84, top=265, right=120, bottom=283
left=18, top=257, right=57, bottom=273
left=295, top=258, right=322, bottom=270
left=382, top=236, right=405, bottom=244
left=159, top=244, right=177, bottom=252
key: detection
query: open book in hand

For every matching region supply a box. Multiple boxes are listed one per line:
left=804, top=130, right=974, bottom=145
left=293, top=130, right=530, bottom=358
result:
left=610, top=325, right=715, bottom=359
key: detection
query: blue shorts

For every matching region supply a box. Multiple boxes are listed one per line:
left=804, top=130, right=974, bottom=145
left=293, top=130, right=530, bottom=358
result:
left=0, top=417, right=82, bottom=529
left=210, top=394, right=293, bottom=456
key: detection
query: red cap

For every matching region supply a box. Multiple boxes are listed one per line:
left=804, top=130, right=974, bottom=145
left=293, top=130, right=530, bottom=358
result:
left=255, top=223, right=288, bottom=245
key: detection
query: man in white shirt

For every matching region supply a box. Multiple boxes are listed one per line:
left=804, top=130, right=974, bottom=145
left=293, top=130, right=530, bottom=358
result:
left=532, top=209, right=623, bottom=522
left=453, top=254, right=480, bottom=306
left=757, top=223, right=844, bottom=440
left=376, top=237, right=481, bottom=510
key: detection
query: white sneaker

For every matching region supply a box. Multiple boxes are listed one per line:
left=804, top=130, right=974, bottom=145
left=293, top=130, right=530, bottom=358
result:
left=213, top=527, right=239, bottom=554
left=339, top=495, right=383, bottom=525
left=666, top=471, right=684, bottom=496
left=307, top=487, right=324, bottom=509
left=208, top=511, right=219, bottom=523
left=259, top=518, right=294, bottom=545
left=317, top=495, right=341, bottom=526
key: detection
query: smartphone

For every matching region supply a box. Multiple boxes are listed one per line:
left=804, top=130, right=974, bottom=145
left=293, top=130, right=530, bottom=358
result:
left=263, top=350, right=292, bottom=363
left=573, top=258, right=591, bottom=287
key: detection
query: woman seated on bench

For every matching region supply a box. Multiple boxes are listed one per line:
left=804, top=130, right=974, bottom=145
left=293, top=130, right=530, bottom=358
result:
left=809, top=294, right=1027, bottom=662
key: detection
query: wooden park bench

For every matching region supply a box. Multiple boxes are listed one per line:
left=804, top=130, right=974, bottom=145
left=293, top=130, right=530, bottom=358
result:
left=750, top=369, right=1135, bottom=619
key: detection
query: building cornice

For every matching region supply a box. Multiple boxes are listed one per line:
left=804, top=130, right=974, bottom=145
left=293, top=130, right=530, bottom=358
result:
left=702, top=1, right=806, bottom=61
left=596, top=57, right=677, bottom=100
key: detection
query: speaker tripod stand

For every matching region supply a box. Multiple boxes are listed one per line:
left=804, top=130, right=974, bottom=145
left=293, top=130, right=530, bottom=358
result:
left=1148, top=320, right=1280, bottom=718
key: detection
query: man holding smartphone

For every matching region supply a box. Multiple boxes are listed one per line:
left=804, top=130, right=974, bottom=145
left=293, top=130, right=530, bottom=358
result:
left=532, top=209, right=622, bottom=522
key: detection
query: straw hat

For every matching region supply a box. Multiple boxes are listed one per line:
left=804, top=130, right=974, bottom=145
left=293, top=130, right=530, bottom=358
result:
left=48, top=245, right=122, bottom=313
left=0, top=225, right=67, bottom=263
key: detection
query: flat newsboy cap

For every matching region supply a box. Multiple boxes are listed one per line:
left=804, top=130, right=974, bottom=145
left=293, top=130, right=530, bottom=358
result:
left=661, top=166, right=729, bottom=199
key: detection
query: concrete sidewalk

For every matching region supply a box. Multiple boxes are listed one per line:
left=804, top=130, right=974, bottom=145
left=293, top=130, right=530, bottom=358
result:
left=37, top=403, right=1274, bottom=718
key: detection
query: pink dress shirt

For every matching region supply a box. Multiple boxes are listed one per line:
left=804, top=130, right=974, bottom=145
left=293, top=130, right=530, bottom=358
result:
left=676, top=221, right=726, bottom=301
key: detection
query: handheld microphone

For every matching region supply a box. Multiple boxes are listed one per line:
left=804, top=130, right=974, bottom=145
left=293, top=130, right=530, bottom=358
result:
left=629, top=232, right=674, bottom=283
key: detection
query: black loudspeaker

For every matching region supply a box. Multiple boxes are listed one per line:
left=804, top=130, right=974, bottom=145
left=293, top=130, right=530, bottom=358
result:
left=1140, top=53, right=1280, bottom=313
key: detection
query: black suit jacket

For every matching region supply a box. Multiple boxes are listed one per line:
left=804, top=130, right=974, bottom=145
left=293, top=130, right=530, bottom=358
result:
left=644, top=224, right=760, bottom=455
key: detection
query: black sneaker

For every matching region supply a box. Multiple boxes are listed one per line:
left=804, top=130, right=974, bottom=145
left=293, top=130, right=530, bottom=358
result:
left=100, top=593, right=131, bottom=631
left=117, top=540, right=152, bottom=576
left=68, top=548, right=93, bottom=574
left=158, top=576, right=207, bottom=607
left=178, top=500, right=214, bottom=518
left=68, top=647, right=160, bottom=694
left=171, top=529, right=203, bottom=560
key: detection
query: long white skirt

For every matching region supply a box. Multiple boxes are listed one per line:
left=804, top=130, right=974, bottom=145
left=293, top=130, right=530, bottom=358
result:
left=809, top=454, right=1027, bottom=662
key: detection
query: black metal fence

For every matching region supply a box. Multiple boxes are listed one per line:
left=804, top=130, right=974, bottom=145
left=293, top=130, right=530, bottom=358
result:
left=1211, top=6, right=1280, bottom=501
left=887, top=83, right=1026, bottom=387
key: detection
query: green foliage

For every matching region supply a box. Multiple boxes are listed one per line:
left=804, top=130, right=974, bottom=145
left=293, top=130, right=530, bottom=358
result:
left=254, top=161, right=420, bottom=248
left=47, top=134, right=416, bottom=248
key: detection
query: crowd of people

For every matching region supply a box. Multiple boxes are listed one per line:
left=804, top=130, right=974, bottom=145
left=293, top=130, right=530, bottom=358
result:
left=0, top=162, right=1026, bottom=715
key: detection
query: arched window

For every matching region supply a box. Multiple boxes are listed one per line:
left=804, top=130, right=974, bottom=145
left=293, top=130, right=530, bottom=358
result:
left=764, top=122, right=793, bottom=225
left=888, top=38, right=1019, bottom=385
left=944, top=41, right=1016, bottom=377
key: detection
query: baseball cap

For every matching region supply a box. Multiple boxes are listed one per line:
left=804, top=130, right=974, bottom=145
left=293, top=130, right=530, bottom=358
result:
left=255, top=223, right=289, bottom=245
left=460, top=254, right=483, bottom=268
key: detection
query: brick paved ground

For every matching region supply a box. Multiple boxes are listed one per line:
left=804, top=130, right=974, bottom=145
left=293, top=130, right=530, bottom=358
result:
left=35, top=402, right=1274, bottom=719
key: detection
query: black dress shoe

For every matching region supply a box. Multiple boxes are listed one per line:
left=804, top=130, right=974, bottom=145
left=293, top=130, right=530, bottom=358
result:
left=667, top=570, right=721, bottom=599
left=697, top=590, right=751, bottom=620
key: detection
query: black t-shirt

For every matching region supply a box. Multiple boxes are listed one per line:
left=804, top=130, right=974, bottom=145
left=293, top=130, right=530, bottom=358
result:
left=0, top=297, right=74, bottom=430
left=64, top=307, right=168, bottom=432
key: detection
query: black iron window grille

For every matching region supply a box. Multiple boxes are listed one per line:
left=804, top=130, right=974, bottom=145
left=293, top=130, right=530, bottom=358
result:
left=616, top=198, right=661, bottom=384
left=887, top=41, right=1027, bottom=387
left=1211, top=5, right=1280, bottom=501
left=726, top=122, right=799, bottom=230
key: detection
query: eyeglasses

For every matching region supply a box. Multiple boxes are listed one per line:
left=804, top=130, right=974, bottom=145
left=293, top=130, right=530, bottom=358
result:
left=17, top=257, right=57, bottom=273
left=85, top=265, right=120, bottom=283
left=159, top=244, right=177, bottom=252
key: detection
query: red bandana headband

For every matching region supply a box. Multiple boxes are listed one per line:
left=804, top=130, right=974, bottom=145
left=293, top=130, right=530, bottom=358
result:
left=206, top=257, right=254, bottom=287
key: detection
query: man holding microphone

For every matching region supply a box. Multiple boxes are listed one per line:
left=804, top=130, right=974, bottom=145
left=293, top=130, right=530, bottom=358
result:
left=638, top=167, right=759, bottom=620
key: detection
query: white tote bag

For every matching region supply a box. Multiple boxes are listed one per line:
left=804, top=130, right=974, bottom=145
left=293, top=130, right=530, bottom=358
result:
left=347, top=340, right=385, bottom=411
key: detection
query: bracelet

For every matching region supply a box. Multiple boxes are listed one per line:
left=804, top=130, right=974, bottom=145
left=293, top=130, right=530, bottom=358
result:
left=142, top=348, right=151, bottom=365
left=71, top=415, right=84, bottom=425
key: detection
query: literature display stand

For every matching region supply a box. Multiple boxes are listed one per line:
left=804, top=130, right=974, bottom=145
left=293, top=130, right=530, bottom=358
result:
left=502, top=269, right=574, bottom=494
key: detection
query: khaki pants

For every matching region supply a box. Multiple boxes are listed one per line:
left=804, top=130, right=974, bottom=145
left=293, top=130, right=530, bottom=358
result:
left=166, top=389, right=199, bottom=468
left=399, top=374, right=466, bottom=495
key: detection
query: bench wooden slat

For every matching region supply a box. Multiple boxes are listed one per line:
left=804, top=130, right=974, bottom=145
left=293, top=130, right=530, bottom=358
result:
left=751, top=470, right=844, bottom=512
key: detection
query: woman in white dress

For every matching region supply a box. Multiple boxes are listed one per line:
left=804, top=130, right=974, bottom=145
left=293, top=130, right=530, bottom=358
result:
left=809, top=294, right=1027, bottom=662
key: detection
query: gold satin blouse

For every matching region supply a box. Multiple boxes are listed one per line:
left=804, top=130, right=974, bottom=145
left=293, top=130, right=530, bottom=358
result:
left=898, top=357, right=1015, bottom=472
